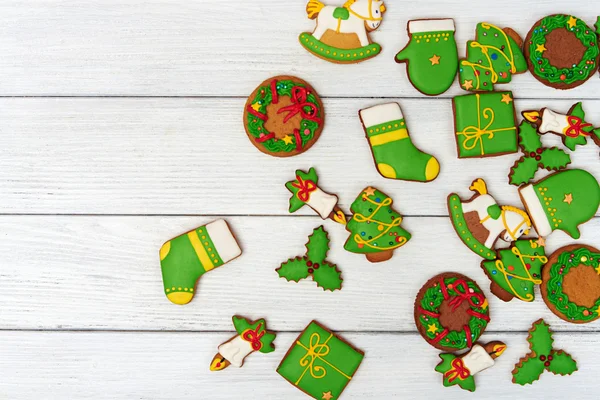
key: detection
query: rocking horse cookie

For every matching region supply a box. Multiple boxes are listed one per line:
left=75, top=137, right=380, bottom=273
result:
left=448, top=178, right=531, bottom=260
left=244, top=76, right=324, bottom=157
left=299, top=0, right=386, bottom=64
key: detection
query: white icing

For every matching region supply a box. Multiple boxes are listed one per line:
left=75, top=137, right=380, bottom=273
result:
left=360, top=102, right=404, bottom=128
left=539, top=109, right=570, bottom=135
left=519, top=184, right=552, bottom=237
left=218, top=335, right=254, bottom=368
left=408, top=19, right=455, bottom=34
left=462, top=345, right=495, bottom=376
left=206, top=219, right=242, bottom=263
left=307, top=188, right=338, bottom=219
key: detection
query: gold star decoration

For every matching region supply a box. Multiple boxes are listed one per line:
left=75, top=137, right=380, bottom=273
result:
left=501, top=93, right=513, bottom=104
left=564, top=193, right=573, bottom=205
left=536, top=44, right=547, bottom=53
left=536, top=237, right=546, bottom=247
left=568, top=16, right=577, bottom=29
left=364, top=187, right=376, bottom=196
left=462, top=80, right=474, bottom=90
left=427, top=323, right=439, bottom=334
left=251, top=102, right=261, bottom=112
left=596, top=266, right=600, bottom=276
left=322, top=392, right=333, bottom=400
left=429, top=55, right=441, bottom=65
left=282, top=135, right=293, bottom=145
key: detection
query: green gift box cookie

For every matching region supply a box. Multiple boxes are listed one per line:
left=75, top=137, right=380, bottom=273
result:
left=453, top=92, right=518, bottom=158
left=277, top=321, right=364, bottom=400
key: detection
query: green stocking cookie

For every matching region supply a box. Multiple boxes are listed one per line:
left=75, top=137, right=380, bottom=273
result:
left=396, top=19, right=458, bottom=95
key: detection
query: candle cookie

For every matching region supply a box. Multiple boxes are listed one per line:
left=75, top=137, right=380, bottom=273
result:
left=415, top=273, right=490, bottom=352
left=210, top=316, right=276, bottom=371
left=159, top=219, right=242, bottom=305
left=541, top=244, right=600, bottom=324
left=244, top=76, right=324, bottom=157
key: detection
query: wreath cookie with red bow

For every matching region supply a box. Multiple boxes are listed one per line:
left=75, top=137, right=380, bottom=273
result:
left=244, top=75, right=325, bottom=157
left=414, top=273, right=490, bottom=352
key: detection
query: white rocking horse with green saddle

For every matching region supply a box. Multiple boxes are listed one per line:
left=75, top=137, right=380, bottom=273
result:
left=299, top=0, right=386, bottom=63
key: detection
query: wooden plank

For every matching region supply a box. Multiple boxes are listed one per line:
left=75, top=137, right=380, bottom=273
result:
left=0, top=330, right=595, bottom=399
left=1, top=97, right=599, bottom=215
left=1, top=1, right=600, bottom=98
left=1, top=215, right=599, bottom=331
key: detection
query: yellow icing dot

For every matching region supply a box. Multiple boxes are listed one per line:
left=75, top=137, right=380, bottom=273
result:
left=202, top=236, right=206, bottom=239
left=166, top=288, right=170, bottom=292
left=582, top=256, right=588, bottom=262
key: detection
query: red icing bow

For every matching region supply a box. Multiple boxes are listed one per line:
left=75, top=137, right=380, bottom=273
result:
left=448, top=279, right=486, bottom=311
left=278, top=87, right=322, bottom=125
left=241, top=323, right=265, bottom=351
left=444, top=358, right=471, bottom=383
left=291, top=175, right=317, bottom=202
left=565, top=116, right=592, bottom=138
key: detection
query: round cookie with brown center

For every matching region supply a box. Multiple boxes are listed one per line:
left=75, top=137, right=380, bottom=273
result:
left=414, top=272, right=490, bottom=351
left=541, top=244, right=600, bottom=324
left=524, top=14, right=599, bottom=90
left=243, top=76, right=324, bottom=157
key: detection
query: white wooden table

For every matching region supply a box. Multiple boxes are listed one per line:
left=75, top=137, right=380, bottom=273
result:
left=1, top=1, right=600, bottom=399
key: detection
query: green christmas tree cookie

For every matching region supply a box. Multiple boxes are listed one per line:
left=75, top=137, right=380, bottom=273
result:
left=276, top=226, right=342, bottom=291
left=509, top=120, right=571, bottom=186
left=512, top=319, right=577, bottom=385
left=459, top=23, right=528, bottom=92
left=481, top=239, right=548, bottom=302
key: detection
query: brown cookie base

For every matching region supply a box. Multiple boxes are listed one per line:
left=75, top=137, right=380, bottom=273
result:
left=243, top=75, right=324, bottom=158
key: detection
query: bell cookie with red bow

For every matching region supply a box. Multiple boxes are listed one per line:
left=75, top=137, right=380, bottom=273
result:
left=210, top=315, right=276, bottom=371
left=286, top=167, right=346, bottom=225
left=436, top=341, right=506, bottom=392
left=244, top=76, right=324, bottom=157
left=414, top=273, right=490, bottom=351
left=522, top=102, right=600, bottom=151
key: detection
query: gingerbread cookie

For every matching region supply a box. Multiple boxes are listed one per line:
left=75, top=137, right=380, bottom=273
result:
left=453, top=92, right=519, bottom=158
left=524, top=14, right=599, bottom=90
left=299, top=0, right=386, bottom=64
left=541, top=244, right=600, bottom=324
left=508, top=120, right=571, bottom=187
left=523, top=102, right=599, bottom=151
left=481, top=239, right=547, bottom=302
left=210, top=316, right=276, bottom=371
left=448, top=178, right=531, bottom=260
left=277, top=320, right=364, bottom=400
left=518, top=169, right=600, bottom=239
left=344, top=186, right=411, bottom=263
left=395, top=19, right=458, bottom=96
left=159, top=219, right=242, bottom=305
left=359, top=102, right=440, bottom=182
left=244, top=76, right=324, bottom=157
left=436, top=342, right=506, bottom=392
left=276, top=226, right=342, bottom=291
left=459, top=23, right=528, bottom=92
left=286, top=167, right=346, bottom=224
left=512, top=319, right=577, bottom=385
left=415, top=273, right=490, bottom=352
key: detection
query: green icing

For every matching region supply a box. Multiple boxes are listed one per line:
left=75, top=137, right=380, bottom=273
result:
left=481, top=240, right=546, bottom=302
left=459, top=23, right=528, bottom=91
left=509, top=157, right=541, bottom=186
left=513, top=319, right=577, bottom=385
left=332, top=7, right=349, bottom=20
left=344, top=187, right=411, bottom=256
left=545, top=246, right=600, bottom=322
left=396, top=29, right=458, bottom=95
left=519, top=120, right=543, bottom=153
left=447, top=194, right=496, bottom=260
left=417, top=275, right=489, bottom=350
left=246, top=78, right=321, bottom=154
left=528, top=15, right=598, bottom=86
left=276, top=226, right=342, bottom=291
left=435, top=353, right=476, bottom=392
left=277, top=321, right=364, bottom=399
left=487, top=204, right=502, bottom=220
left=453, top=92, right=518, bottom=158
left=563, top=103, right=593, bottom=151
left=286, top=167, right=320, bottom=214
left=231, top=316, right=276, bottom=354
left=299, top=32, right=381, bottom=62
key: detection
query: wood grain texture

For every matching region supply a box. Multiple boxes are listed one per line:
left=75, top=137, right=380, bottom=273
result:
left=0, top=331, right=596, bottom=399
left=0, top=1, right=599, bottom=98
left=1, top=97, right=599, bottom=215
